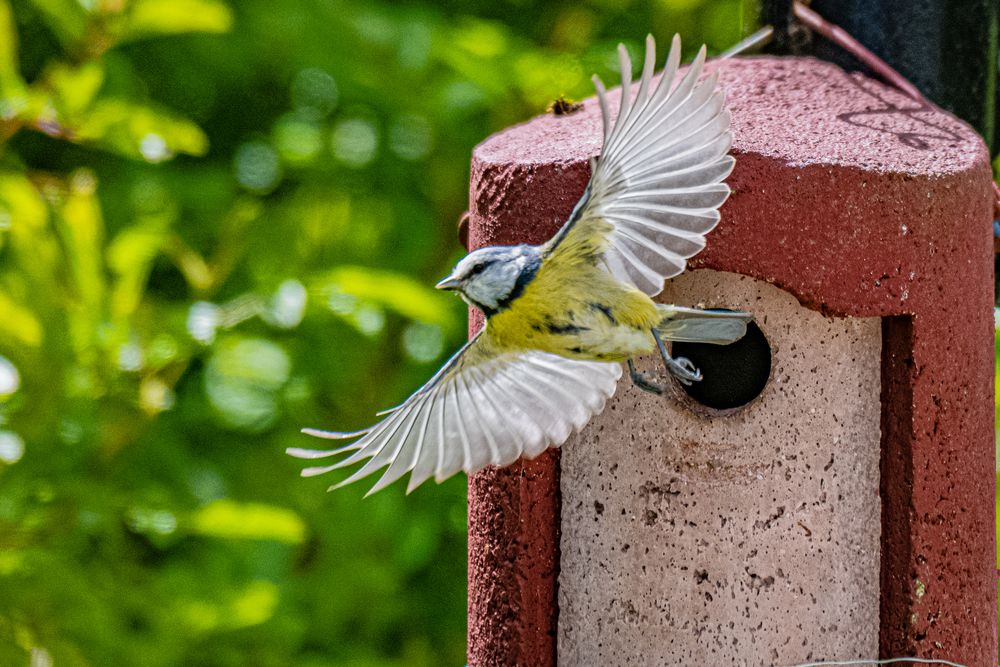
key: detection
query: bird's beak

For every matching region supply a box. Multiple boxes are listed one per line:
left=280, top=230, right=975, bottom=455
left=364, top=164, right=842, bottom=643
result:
left=435, top=276, right=462, bottom=291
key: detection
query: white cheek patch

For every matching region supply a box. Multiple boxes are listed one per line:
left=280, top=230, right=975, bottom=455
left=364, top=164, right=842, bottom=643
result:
left=463, top=286, right=496, bottom=311
left=464, top=264, right=519, bottom=312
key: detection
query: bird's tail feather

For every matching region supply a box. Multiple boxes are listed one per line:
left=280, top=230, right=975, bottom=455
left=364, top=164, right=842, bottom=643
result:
left=656, top=305, right=752, bottom=345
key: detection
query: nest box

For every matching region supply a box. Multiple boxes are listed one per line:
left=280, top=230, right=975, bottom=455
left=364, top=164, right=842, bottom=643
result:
left=465, top=57, right=996, bottom=666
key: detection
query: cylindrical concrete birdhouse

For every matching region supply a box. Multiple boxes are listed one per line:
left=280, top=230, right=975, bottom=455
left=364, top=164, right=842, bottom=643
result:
left=466, top=57, right=996, bottom=667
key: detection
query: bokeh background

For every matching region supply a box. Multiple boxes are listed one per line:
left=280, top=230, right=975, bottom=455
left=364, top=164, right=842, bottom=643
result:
left=0, top=0, right=997, bottom=665
left=0, top=0, right=752, bottom=664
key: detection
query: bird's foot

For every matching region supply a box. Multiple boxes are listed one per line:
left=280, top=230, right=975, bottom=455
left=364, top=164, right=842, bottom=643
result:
left=652, top=329, right=702, bottom=386
left=627, top=359, right=665, bottom=395
left=664, top=355, right=702, bottom=386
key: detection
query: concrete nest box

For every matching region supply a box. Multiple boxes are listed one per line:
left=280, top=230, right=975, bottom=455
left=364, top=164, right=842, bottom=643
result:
left=466, top=57, right=996, bottom=667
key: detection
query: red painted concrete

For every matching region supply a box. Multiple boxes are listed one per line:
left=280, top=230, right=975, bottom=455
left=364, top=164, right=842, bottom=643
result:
left=467, top=450, right=561, bottom=667
left=466, top=56, right=996, bottom=666
left=466, top=202, right=572, bottom=667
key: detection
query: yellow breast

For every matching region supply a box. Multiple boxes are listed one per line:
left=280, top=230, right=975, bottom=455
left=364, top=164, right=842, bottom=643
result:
left=485, top=256, right=659, bottom=362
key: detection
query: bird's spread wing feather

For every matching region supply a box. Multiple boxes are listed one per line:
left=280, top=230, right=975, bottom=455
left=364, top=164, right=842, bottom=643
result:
left=289, top=330, right=622, bottom=494
left=544, top=34, right=733, bottom=296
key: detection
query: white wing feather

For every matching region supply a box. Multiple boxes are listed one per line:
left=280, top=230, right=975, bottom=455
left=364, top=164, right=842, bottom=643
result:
left=547, top=34, right=733, bottom=297
left=289, top=36, right=730, bottom=494
left=289, top=331, right=622, bottom=495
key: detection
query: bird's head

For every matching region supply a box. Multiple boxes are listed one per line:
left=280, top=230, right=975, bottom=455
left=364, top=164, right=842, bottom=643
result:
left=436, top=245, right=542, bottom=316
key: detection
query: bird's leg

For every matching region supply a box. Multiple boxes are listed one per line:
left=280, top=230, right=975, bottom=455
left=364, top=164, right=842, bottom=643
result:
left=653, top=329, right=702, bottom=386
left=627, top=358, right=665, bottom=395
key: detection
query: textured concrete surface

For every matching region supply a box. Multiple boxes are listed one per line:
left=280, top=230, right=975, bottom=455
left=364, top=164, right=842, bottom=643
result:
left=467, top=56, right=996, bottom=667
left=559, top=270, right=882, bottom=666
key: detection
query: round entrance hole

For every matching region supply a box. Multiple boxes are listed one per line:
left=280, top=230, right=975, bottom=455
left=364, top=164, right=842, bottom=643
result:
left=671, top=316, right=771, bottom=410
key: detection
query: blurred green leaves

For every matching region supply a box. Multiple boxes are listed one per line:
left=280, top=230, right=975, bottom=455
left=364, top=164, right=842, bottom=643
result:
left=0, top=0, right=753, bottom=665
left=24, top=0, right=233, bottom=47
left=24, top=0, right=88, bottom=48
left=205, top=336, right=291, bottom=432
left=320, top=265, right=458, bottom=332
left=1, top=0, right=212, bottom=161
left=180, top=580, right=280, bottom=633
left=75, top=100, right=209, bottom=160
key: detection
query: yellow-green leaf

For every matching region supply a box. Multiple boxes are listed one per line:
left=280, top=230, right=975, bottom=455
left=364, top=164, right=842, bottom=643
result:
left=229, top=581, right=279, bottom=628
left=57, top=169, right=106, bottom=316
left=123, top=0, right=233, bottom=41
left=453, top=18, right=508, bottom=58
left=26, top=0, right=88, bottom=46
left=46, top=61, right=105, bottom=119
left=0, top=172, right=46, bottom=232
left=0, top=291, right=42, bottom=347
left=107, top=217, right=168, bottom=321
left=0, top=1, right=25, bottom=96
left=0, top=172, right=61, bottom=300
left=189, top=499, right=306, bottom=544
left=74, top=99, right=208, bottom=161
left=179, top=581, right=279, bottom=635
left=0, top=2, right=27, bottom=123
left=319, top=265, right=458, bottom=330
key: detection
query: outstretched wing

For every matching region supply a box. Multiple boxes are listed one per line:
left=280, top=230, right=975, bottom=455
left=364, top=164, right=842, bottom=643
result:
left=289, top=330, right=622, bottom=495
left=544, top=34, right=734, bottom=296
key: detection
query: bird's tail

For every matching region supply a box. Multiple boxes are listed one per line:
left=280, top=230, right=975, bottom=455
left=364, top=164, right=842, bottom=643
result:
left=655, top=305, right=752, bottom=345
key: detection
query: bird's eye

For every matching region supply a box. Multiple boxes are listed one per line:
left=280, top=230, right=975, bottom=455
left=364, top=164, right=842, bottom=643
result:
left=468, top=262, right=486, bottom=276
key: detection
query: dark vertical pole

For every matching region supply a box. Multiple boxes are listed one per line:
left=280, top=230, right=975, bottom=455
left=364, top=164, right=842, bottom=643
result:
left=759, top=0, right=800, bottom=55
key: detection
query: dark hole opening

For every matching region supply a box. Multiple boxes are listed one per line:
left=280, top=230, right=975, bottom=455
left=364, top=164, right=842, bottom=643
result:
left=671, top=317, right=771, bottom=411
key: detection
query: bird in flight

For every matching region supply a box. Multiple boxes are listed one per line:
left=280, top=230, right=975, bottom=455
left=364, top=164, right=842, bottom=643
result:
left=289, top=35, right=750, bottom=494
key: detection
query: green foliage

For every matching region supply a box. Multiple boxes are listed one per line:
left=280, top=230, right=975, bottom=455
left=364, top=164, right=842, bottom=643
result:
left=0, top=0, right=750, bottom=664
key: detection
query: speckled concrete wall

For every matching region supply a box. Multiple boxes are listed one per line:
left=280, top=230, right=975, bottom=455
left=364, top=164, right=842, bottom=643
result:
left=559, top=270, right=881, bottom=666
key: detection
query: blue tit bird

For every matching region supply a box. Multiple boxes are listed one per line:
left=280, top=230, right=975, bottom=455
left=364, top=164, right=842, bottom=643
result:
left=289, top=34, right=751, bottom=495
